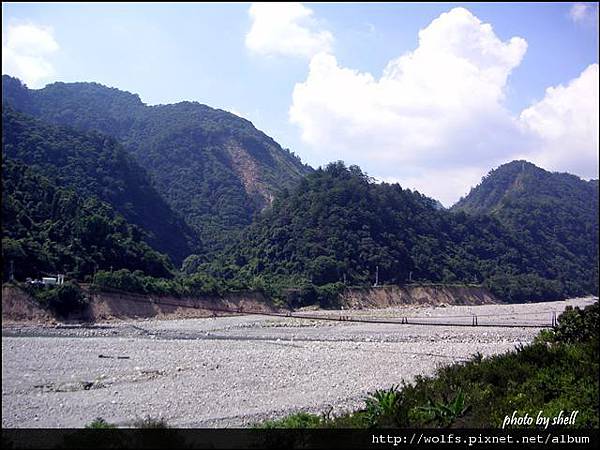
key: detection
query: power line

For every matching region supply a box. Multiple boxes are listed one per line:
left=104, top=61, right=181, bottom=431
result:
left=336, top=310, right=569, bottom=319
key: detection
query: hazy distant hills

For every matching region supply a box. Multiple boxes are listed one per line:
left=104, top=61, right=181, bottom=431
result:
left=2, top=75, right=312, bottom=252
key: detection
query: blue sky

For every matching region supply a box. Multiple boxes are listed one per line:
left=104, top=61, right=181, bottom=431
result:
left=2, top=2, right=599, bottom=205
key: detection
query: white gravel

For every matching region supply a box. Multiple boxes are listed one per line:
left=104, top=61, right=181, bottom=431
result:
left=2, top=297, right=595, bottom=428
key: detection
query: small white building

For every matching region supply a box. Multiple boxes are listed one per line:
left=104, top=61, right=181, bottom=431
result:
left=40, top=275, right=64, bottom=286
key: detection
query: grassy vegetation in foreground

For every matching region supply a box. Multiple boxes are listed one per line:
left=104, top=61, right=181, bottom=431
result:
left=85, top=416, right=169, bottom=429
left=260, top=302, right=599, bottom=429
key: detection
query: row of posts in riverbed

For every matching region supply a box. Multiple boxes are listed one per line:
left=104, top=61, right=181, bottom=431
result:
left=335, top=311, right=560, bottom=327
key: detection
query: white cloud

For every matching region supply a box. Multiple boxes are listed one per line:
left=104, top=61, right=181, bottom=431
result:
left=569, top=3, right=594, bottom=23
left=2, top=22, right=60, bottom=88
left=519, top=64, right=599, bottom=177
left=226, top=106, right=243, bottom=117
left=245, top=3, right=333, bottom=58
left=377, top=166, right=487, bottom=207
left=290, top=8, right=528, bottom=195
left=288, top=7, right=599, bottom=205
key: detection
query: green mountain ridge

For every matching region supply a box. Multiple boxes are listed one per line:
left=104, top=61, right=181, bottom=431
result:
left=203, top=161, right=598, bottom=303
left=2, top=75, right=312, bottom=252
left=452, top=160, right=598, bottom=215
left=2, top=159, right=174, bottom=281
left=452, top=160, right=599, bottom=295
left=2, top=107, right=198, bottom=264
left=2, top=76, right=598, bottom=304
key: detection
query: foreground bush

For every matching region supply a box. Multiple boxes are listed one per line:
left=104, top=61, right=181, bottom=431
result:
left=552, top=302, right=599, bottom=344
left=85, top=418, right=116, bottom=429
left=260, top=412, right=325, bottom=429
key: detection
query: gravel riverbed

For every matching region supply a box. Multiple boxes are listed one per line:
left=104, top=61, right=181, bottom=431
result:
left=2, top=297, right=595, bottom=428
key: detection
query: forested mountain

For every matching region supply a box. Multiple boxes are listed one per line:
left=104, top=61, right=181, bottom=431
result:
left=2, top=76, right=312, bottom=251
left=452, top=160, right=598, bottom=217
left=2, top=75, right=597, bottom=304
left=452, top=160, right=599, bottom=296
left=2, top=107, right=198, bottom=264
left=200, top=162, right=598, bottom=303
left=2, top=159, right=174, bottom=280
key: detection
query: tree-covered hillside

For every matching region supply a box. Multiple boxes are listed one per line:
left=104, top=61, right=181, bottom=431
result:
left=2, top=76, right=312, bottom=251
left=453, top=160, right=598, bottom=218
left=2, top=76, right=597, bottom=305
left=199, top=162, right=597, bottom=303
left=452, top=160, right=599, bottom=296
left=2, top=107, right=199, bottom=264
left=2, top=159, right=174, bottom=281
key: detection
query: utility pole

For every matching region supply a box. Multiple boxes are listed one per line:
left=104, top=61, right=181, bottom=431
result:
left=408, top=271, right=413, bottom=283
left=374, top=265, right=379, bottom=287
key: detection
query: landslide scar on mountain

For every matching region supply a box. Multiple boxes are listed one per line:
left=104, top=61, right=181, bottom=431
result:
left=225, top=139, right=274, bottom=209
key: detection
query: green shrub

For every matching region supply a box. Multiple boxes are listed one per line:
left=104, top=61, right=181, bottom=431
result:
left=364, top=385, right=405, bottom=427
left=85, top=418, right=116, bottom=429
left=31, top=282, right=88, bottom=317
left=315, top=282, right=345, bottom=308
left=94, top=268, right=235, bottom=298
left=182, top=272, right=222, bottom=296
left=259, top=412, right=324, bottom=429
left=484, top=273, right=565, bottom=303
left=552, top=303, right=599, bottom=344
left=94, top=269, right=147, bottom=293
left=412, top=389, right=469, bottom=427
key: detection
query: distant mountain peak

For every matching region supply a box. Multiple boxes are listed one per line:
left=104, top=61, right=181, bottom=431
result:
left=451, top=160, right=594, bottom=214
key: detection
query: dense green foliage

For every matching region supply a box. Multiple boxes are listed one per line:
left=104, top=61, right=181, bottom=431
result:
left=261, top=302, right=599, bottom=428
left=207, top=162, right=597, bottom=303
left=552, top=303, right=599, bottom=344
left=454, top=160, right=599, bottom=298
left=3, top=76, right=312, bottom=253
left=93, top=268, right=251, bottom=298
left=2, top=76, right=597, bottom=305
left=26, top=282, right=88, bottom=317
left=2, top=159, right=173, bottom=281
left=2, top=107, right=198, bottom=263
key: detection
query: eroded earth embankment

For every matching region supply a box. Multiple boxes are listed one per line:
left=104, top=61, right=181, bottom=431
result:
left=2, top=284, right=497, bottom=324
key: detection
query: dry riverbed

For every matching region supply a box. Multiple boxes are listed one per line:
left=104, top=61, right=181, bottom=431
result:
left=2, top=297, right=596, bottom=428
